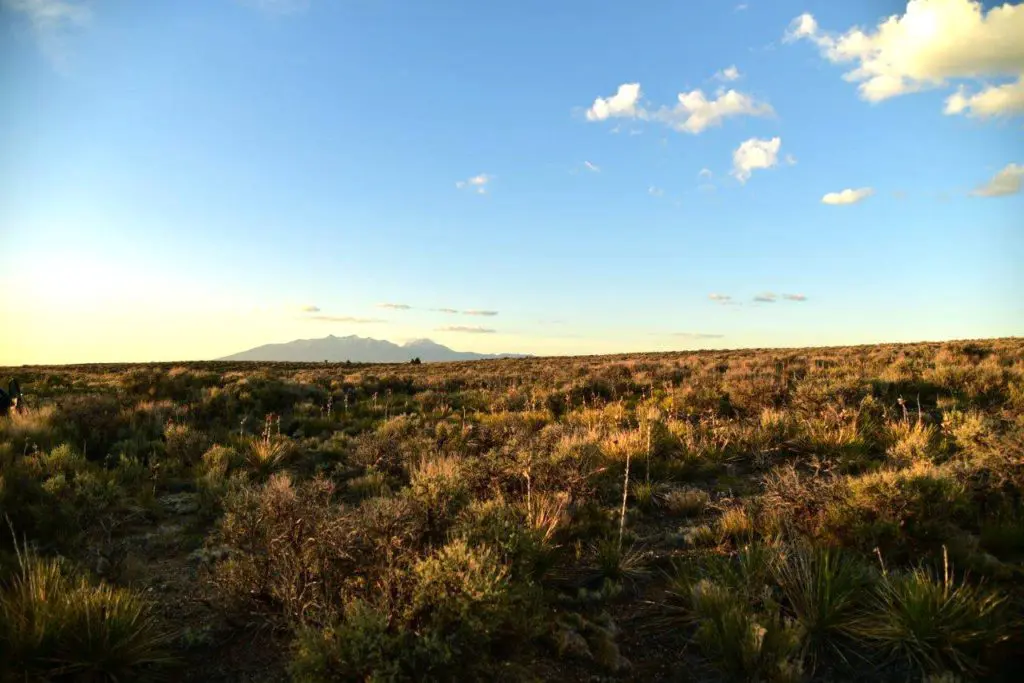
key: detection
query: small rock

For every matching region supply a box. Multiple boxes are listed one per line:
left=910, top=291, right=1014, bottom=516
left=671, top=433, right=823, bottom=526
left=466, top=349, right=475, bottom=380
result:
left=553, top=627, right=592, bottom=660
left=159, top=492, right=199, bottom=515
left=188, top=546, right=232, bottom=567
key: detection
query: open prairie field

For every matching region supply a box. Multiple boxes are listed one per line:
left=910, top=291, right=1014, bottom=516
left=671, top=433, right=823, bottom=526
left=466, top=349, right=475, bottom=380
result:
left=2, top=338, right=1023, bottom=682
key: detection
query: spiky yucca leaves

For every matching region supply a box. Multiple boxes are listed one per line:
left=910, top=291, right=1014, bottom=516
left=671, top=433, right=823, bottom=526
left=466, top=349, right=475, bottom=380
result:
left=855, top=552, right=1010, bottom=676
left=0, top=544, right=174, bottom=682
left=588, top=536, right=650, bottom=585
left=689, top=579, right=804, bottom=683
left=771, top=544, right=870, bottom=662
left=244, top=433, right=294, bottom=480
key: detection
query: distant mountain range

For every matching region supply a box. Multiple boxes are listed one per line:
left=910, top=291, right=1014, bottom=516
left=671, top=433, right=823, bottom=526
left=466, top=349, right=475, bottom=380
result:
left=218, top=335, right=529, bottom=363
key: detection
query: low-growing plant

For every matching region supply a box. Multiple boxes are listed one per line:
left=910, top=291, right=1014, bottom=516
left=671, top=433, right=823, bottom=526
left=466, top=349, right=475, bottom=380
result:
left=660, top=486, right=709, bottom=517
left=854, top=551, right=1010, bottom=676
left=688, top=579, right=805, bottom=682
left=771, top=543, right=871, bottom=661
left=0, top=541, right=174, bottom=681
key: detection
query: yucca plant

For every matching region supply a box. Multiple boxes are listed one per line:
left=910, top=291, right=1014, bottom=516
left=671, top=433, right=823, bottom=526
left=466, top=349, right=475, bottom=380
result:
left=244, top=430, right=293, bottom=480
left=0, top=539, right=174, bottom=681
left=588, top=536, right=649, bottom=585
left=689, top=579, right=805, bottom=683
left=771, top=543, right=870, bottom=662
left=630, top=479, right=658, bottom=513
left=855, top=550, right=1009, bottom=676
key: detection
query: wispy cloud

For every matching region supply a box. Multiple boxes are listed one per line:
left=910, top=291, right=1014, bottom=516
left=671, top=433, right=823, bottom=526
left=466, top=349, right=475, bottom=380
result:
left=698, top=168, right=713, bottom=179
left=377, top=302, right=412, bottom=310
left=822, top=187, right=874, bottom=205
left=433, top=308, right=460, bottom=314
left=715, top=66, right=741, bottom=82
left=300, top=305, right=321, bottom=313
left=436, top=326, right=496, bottom=334
left=753, top=292, right=778, bottom=303
left=455, top=173, right=494, bottom=195
left=583, top=81, right=774, bottom=134
left=735, top=3, right=749, bottom=11
left=671, top=332, right=725, bottom=339
left=3, top=0, right=91, bottom=70
left=708, top=293, right=733, bottom=304
left=463, top=310, right=498, bottom=317
left=309, top=315, right=386, bottom=323
left=783, top=293, right=807, bottom=301
left=648, top=186, right=664, bottom=197
left=971, top=163, right=1023, bottom=198
left=583, top=160, right=601, bottom=173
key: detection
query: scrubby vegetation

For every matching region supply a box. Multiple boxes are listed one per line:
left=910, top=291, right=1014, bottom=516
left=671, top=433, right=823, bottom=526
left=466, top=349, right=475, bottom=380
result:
left=1, top=338, right=1022, bottom=681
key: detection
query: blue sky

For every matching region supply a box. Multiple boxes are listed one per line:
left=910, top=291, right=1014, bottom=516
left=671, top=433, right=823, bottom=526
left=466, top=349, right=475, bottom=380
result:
left=1, top=0, right=1022, bottom=363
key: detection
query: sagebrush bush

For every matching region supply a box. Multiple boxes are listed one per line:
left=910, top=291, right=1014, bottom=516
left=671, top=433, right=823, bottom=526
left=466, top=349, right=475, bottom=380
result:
left=211, top=473, right=356, bottom=623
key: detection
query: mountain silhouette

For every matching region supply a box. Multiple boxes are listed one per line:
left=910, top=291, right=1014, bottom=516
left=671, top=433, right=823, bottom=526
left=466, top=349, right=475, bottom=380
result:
left=219, top=335, right=528, bottom=363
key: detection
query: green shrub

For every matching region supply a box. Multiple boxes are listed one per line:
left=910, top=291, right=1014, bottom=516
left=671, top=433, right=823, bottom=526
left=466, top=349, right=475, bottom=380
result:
left=163, top=423, right=210, bottom=467
left=53, top=395, right=127, bottom=461
left=454, top=498, right=560, bottom=583
left=404, top=538, right=540, bottom=676
left=290, top=600, right=402, bottom=683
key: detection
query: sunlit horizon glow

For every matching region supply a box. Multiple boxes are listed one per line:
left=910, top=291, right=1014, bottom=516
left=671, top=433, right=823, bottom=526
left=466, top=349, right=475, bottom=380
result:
left=1, top=0, right=1021, bottom=365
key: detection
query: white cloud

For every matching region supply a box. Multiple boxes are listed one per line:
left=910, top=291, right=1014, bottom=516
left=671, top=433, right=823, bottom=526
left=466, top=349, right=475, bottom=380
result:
left=945, top=79, right=1024, bottom=117
left=971, top=163, right=1024, bottom=197
left=377, top=303, right=412, bottom=310
left=731, top=137, right=782, bottom=183
left=300, top=305, right=321, bottom=313
left=309, top=315, right=386, bottom=323
left=783, top=293, right=808, bottom=301
left=582, top=82, right=773, bottom=134
left=716, top=66, right=742, bottom=81
left=698, top=168, right=713, bottom=179
left=586, top=83, right=643, bottom=121
left=648, top=186, right=664, bottom=197
left=583, top=160, right=601, bottom=173
left=785, top=1, right=1024, bottom=117
left=3, top=0, right=91, bottom=68
left=653, top=88, right=773, bottom=133
left=735, top=4, right=749, bottom=12
left=455, top=173, right=493, bottom=194
left=708, top=293, right=733, bottom=304
left=671, top=332, right=725, bottom=339
left=437, top=326, right=496, bottom=334
left=463, top=309, right=498, bottom=316
left=754, top=292, right=778, bottom=303
left=822, top=187, right=875, bottom=205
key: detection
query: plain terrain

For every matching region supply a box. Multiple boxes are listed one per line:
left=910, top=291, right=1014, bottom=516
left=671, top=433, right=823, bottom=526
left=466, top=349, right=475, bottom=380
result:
left=1, top=338, right=1022, bottom=681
